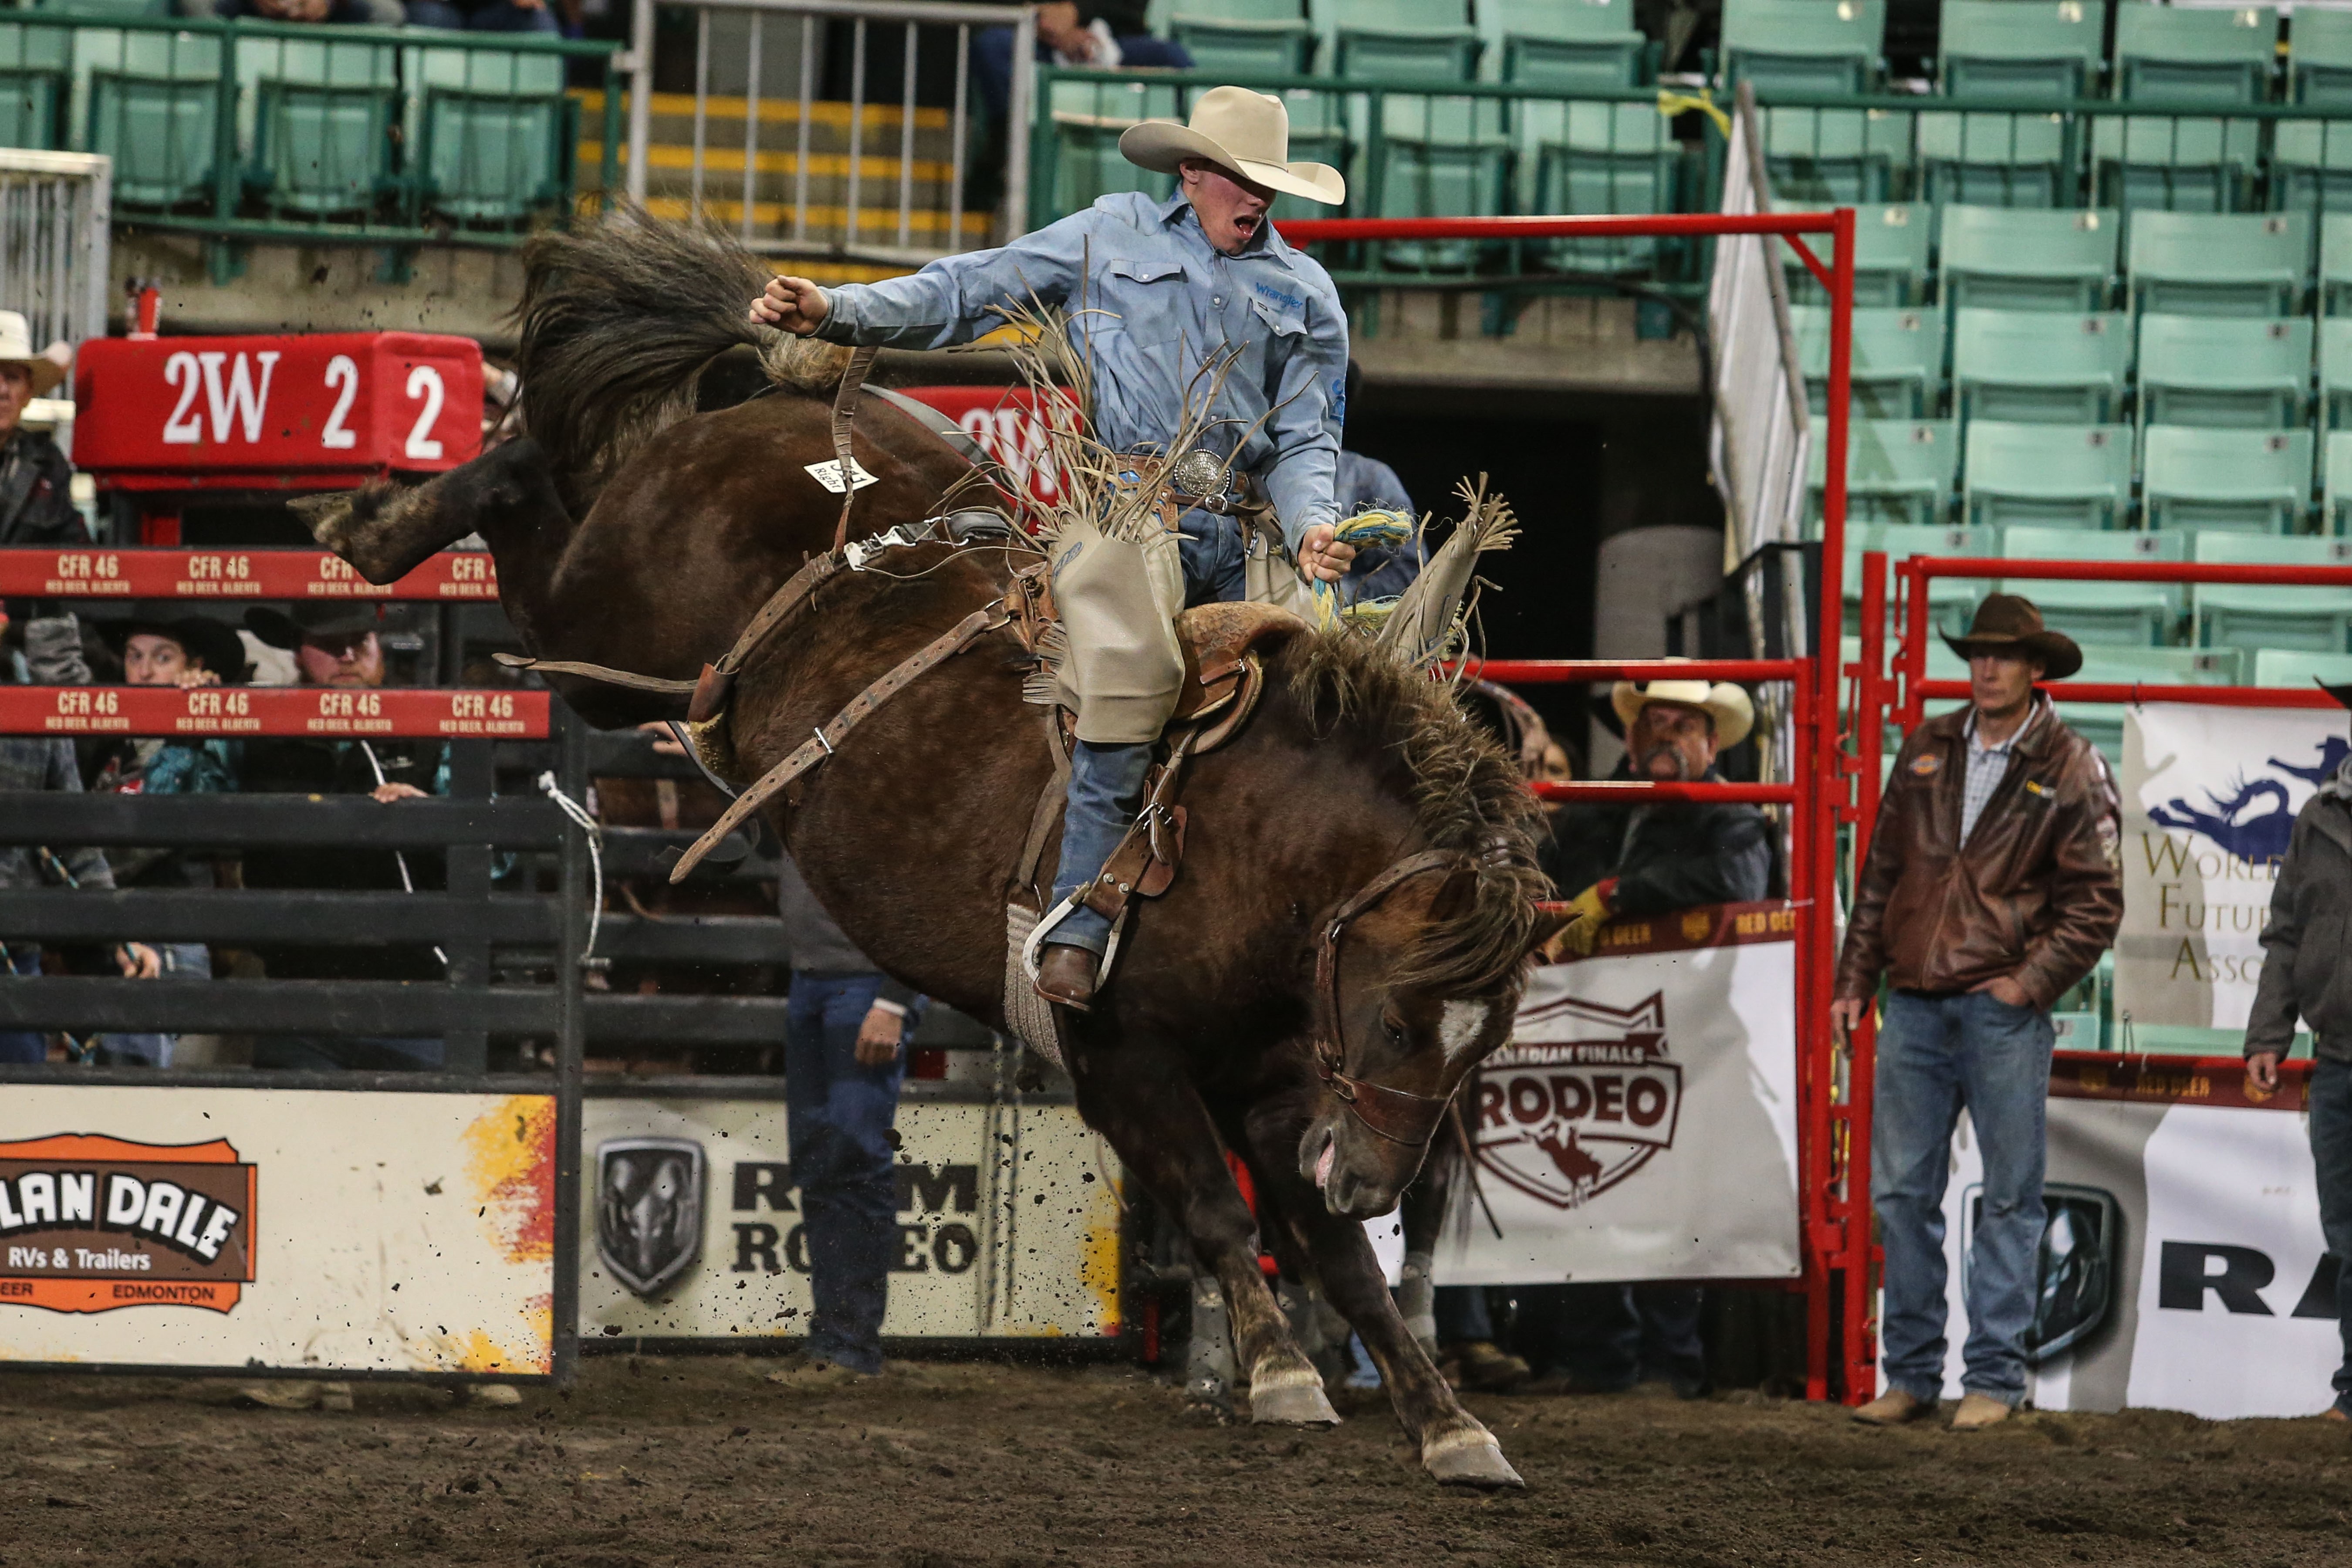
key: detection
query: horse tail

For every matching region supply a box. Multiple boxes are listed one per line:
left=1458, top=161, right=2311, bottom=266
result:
left=513, top=206, right=852, bottom=510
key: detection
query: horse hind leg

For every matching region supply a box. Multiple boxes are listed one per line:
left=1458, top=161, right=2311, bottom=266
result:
left=1068, top=1041, right=1335, bottom=1426
left=1244, top=1108, right=1523, bottom=1488
left=291, top=437, right=569, bottom=585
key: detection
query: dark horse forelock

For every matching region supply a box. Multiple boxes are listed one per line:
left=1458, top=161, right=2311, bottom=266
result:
left=513, top=205, right=852, bottom=514
left=1284, top=629, right=1548, bottom=996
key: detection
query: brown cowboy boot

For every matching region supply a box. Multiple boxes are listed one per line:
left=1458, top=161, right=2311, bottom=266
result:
left=1034, top=943, right=1100, bottom=1012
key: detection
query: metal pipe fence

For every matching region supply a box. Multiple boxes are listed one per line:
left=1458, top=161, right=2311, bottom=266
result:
left=622, top=0, right=1029, bottom=264
left=0, top=148, right=106, bottom=348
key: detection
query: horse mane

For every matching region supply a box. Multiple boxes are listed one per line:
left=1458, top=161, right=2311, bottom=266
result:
left=1281, top=628, right=1549, bottom=996
left=512, top=206, right=852, bottom=512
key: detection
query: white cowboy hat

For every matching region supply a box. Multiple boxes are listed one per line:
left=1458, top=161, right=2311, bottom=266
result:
left=0, top=311, right=66, bottom=397
left=1118, top=86, right=1345, bottom=207
left=1612, top=670, right=1755, bottom=751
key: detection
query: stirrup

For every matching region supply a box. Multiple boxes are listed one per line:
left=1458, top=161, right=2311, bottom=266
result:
left=1021, top=892, right=1125, bottom=983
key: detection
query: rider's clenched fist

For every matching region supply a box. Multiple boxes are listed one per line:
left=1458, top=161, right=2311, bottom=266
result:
left=750, top=275, right=830, bottom=335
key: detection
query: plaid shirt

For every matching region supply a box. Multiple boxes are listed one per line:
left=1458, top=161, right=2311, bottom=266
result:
left=0, top=736, right=112, bottom=892
left=1960, top=705, right=2039, bottom=845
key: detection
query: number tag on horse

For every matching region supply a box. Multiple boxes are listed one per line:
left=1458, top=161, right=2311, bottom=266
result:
left=804, top=458, right=879, bottom=493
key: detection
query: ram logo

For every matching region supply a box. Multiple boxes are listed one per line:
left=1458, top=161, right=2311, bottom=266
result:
left=597, top=1138, right=705, bottom=1298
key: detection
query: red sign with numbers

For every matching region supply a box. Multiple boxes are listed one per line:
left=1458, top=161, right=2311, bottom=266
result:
left=0, top=547, right=497, bottom=601
left=71, top=332, right=483, bottom=491
left=0, top=685, right=548, bottom=739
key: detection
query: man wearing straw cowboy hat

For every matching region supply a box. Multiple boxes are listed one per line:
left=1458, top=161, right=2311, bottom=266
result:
left=752, top=86, right=1359, bottom=1011
left=0, top=310, right=79, bottom=548
left=1835, top=595, right=2120, bottom=1432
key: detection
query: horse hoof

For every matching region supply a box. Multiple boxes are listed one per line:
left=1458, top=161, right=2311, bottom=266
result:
left=1422, top=1428, right=1524, bottom=1490
left=1249, top=1372, right=1341, bottom=1426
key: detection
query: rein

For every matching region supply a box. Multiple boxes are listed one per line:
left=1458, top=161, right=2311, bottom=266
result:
left=1311, top=848, right=1469, bottom=1148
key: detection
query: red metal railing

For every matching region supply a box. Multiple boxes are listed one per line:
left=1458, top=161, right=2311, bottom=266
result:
left=1376, top=209, right=1864, bottom=1405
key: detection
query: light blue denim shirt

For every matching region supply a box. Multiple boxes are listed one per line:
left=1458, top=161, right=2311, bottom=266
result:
left=813, top=190, right=1348, bottom=549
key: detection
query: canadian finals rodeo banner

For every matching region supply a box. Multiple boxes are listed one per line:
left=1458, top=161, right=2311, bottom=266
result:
left=1434, top=901, right=1803, bottom=1286
left=2118, top=703, right=2350, bottom=1033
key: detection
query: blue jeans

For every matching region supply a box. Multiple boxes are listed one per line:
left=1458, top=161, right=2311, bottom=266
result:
left=1872, top=988, right=2055, bottom=1406
left=402, top=0, right=560, bottom=29
left=1046, top=514, right=1245, bottom=955
left=94, top=941, right=210, bottom=1068
left=2308, top=1056, right=2352, bottom=1413
left=1434, top=1285, right=1492, bottom=1343
left=785, top=971, right=911, bottom=1375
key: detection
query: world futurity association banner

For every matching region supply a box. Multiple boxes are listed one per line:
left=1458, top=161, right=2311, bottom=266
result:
left=2116, top=702, right=2348, bottom=1032
left=1433, top=901, right=1803, bottom=1286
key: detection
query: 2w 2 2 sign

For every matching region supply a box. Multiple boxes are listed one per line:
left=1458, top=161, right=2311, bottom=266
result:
left=73, top=332, right=483, bottom=483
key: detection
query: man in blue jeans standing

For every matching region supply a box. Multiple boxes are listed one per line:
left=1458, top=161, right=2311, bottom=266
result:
left=1832, top=596, right=2121, bottom=1431
left=2245, top=677, right=2352, bottom=1421
left=774, top=854, right=920, bottom=1379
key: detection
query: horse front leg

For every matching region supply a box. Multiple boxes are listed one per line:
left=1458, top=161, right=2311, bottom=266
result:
left=1066, top=1036, right=1337, bottom=1426
left=1243, top=1102, right=1524, bottom=1489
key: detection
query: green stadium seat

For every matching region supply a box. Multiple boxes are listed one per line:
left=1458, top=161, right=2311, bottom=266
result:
left=1761, top=105, right=1910, bottom=205
left=2192, top=532, right=2352, bottom=653
left=1481, top=0, right=1645, bottom=91
left=77, top=28, right=224, bottom=209
left=2271, top=118, right=2352, bottom=221
left=238, top=34, right=399, bottom=219
left=1044, top=74, right=1182, bottom=122
left=1154, top=0, right=1315, bottom=75
left=2136, top=314, right=2313, bottom=429
left=2291, top=5, right=2352, bottom=109
left=2142, top=425, right=2314, bottom=534
left=1044, top=113, right=1168, bottom=215
left=1787, top=203, right=1927, bottom=308
left=2322, top=318, right=2352, bottom=429
left=1790, top=303, right=1944, bottom=418
left=2093, top=116, right=2261, bottom=215
left=2329, top=429, right=2352, bottom=531
left=411, top=47, right=570, bottom=224
left=1914, top=109, right=2075, bottom=208
left=2325, top=212, right=2352, bottom=314
left=33, top=0, right=169, bottom=16
left=2252, top=647, right=2352, bottom=685
left=2253, top=647, right=2352, bottom=685
left=2001, top=524, right=2186, bottom=646
left=2072, top=644, right=2243, bottom=684
left=1840, top=522, right=1989, bottom=630
left=1318, top=0, right=1478, bottom=79
left=1314, top=0, right=1490, bottom=267
left=1952, top=309, right=2130, bottom=426
left=0, top=18, right=71, bottom=151
left=1721, top=0, right=1884, bottom=95
left=1519, top=100, right=1676, bottom=274
left=1938, top=205, right=2116, bottom=314
left=2112, top=2, right=2278, bottom=105
left=1809, top=418, right=1959, bottom=529
left=1963, top=421, right=2133, bottom=531
left=1938, top=0, right=2103, bottom=99
left=2126, top=210, right=2309, bottom=318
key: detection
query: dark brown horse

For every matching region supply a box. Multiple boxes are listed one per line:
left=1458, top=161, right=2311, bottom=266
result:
left=301, top=213, right=1550, bottom=1487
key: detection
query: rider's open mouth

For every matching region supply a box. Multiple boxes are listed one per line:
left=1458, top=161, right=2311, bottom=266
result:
left=1233, top=214, right=1260, bottom=240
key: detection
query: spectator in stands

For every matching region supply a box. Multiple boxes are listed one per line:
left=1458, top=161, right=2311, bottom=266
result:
left=1519, top=671, right=1769, bottom=1399
left=1838, top=595, right=2120, bottom=1432
left=971, top=3, right=1193, bottom=164
left=401, top=0, right=569, bottom=35
left=237, top=603, right=449, bottom=1072
left=2244, top=676, right=2352, bottom=1422
left=0, top=605, right=158, bottom=1065
left=768, top=854, right=921, bottom=1382
left=177, top=0, right=406, bottom=24
left=1333, top=359, right=1423, bottom=609
left=0, top=315, right=78, bottom=550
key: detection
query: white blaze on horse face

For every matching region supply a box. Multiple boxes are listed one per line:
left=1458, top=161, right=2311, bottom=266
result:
left=1439, top=1000, right=1493, bottom=1064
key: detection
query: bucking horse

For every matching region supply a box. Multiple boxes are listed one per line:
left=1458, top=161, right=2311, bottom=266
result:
left=295, top=211, right=1553, bottom=1488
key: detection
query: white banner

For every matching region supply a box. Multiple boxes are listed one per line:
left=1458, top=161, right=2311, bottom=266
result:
left=2119, top=703, right=2345, bottom=1029
left=1925, top=1059, right=2342, bottom=1420
left=581, top=1096, right=1123, bottom=1341
left=1436, top=902, right=1802, bottom=1285
left=0, top=1087, right=554, bottom=1375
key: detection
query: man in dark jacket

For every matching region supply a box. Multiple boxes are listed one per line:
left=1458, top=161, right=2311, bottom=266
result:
left=1837, top=595, right=2122, bottom=1432
left=0, top=312, right=79, bottom=550
left=2244, top=679, right=2352, bottom=1421
left=1525, top=672, right=1770, bottom=1398
left=770, top=855, right=921, bottom=1381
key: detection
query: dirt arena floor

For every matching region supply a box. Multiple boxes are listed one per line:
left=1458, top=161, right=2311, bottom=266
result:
left=2, top=1356, right=2348, bottom=1566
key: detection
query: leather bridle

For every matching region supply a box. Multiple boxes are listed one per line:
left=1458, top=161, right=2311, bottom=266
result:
left=1311, top=848, right=1470, bottom=1148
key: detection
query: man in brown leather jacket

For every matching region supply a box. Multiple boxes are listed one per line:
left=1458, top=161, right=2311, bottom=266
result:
left=1834, top=595, right=2122, bottom=1432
